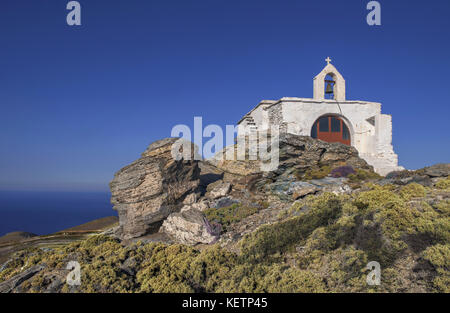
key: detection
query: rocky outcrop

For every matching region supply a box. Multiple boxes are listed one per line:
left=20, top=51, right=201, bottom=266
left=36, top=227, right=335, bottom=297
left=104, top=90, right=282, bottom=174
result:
left=267, top=177, right=351, bottom=201
left=207, top=133, right=371, bottom=199
left=382, top=163, right=450, bottom=186
left=110, top=134, right=374, bottom=242
left=0, top=264, right=45, bottom=293
left=210, top=133, right=371, bottom=177
left=160, top=207, right=219, bottom=245
left=422, top=164, right=450, bottom=177
left=205, top=181, right=231, bottom=199
left=110, top=138, right=201, bottom=240
left=274, top=133, right=372, bottom=173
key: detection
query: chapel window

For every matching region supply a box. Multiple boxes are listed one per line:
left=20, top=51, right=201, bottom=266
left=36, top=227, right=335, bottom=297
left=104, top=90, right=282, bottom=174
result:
left=319, top=116, right=329, bottom=132
left=331, top=117, right=341, bottom=132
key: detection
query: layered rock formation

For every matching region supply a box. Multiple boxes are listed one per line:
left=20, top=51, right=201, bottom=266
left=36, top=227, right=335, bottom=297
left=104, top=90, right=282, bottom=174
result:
left=381, top=163, right=450, bottom=186
left=111, top=134, right=373, bottom=243
left=206, top=133, right=372, bottom=200
left=210, top=133, right=371, bottom=176
left=160, top=207, right=219, bottom=245
left=110, top=138, right=201, bottom=240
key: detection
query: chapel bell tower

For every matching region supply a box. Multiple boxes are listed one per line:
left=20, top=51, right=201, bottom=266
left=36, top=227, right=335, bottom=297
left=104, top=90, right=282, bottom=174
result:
left=313, top=57, right=346, bottom=101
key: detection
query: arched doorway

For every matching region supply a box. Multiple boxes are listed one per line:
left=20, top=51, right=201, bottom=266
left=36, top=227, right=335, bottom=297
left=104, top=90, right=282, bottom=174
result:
left=311, top=115, right=351, bottom=145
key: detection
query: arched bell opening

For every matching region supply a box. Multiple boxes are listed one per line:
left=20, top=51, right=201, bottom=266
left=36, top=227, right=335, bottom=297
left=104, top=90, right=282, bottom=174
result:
left=324, top=73, right=336, bottom=100
left=311, top=114, right=351, bottom=146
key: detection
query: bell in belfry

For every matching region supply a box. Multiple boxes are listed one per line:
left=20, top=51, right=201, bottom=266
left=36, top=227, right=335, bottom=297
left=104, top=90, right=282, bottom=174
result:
left=325, top=80, right=334, bottom=94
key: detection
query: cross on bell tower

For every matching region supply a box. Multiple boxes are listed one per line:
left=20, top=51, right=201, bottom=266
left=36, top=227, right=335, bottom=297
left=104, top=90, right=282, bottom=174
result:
left=325, top=57, right=332, bottom=65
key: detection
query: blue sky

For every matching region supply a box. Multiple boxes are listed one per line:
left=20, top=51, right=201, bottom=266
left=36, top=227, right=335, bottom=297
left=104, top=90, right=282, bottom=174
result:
left=0, top=0, right=449, bottom=191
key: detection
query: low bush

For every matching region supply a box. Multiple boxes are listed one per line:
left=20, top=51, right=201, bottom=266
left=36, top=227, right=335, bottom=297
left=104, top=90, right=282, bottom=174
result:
left=422, top=244, right=450, bottom=292
left=302, top=166, right=332, bottom=180
left=204, top=204, right=260, bottom=232
left=330, top=166, right=356, bottom=178
left=240, top=193, right=343, bottom=262
left=435, top=177, right=450, bottom=190
left=347, top=169, right=382, bottom=183
left=399, top=183, right=427, bottom=200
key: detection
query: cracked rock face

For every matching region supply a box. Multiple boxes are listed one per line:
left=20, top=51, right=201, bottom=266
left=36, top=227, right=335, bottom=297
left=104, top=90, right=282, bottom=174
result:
left=205, top=181, right=231, bottom=199
left=275, top=133, right=372, bottom=173
left=422, top=164, right=450, bottom=177
left=110, top=138, right=201, bottom=240
left=213, top=133, right=371, bottom=176
left=110, top=134, right=373, bottom=242
left=267, top=177, right=351, bottom=201
left=160, top=208, right=219, bottom=245
left=382, top=163, right=450, bottom=186
left=210, top=133, right=372, bottom=195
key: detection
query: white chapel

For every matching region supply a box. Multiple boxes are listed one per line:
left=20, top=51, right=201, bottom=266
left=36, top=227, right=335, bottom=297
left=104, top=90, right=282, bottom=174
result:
left=237, top=58, right=403, bottom=175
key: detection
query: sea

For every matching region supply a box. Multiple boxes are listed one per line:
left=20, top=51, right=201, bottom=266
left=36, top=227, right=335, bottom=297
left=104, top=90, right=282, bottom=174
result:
left=0, top=191, right=116, bottom=237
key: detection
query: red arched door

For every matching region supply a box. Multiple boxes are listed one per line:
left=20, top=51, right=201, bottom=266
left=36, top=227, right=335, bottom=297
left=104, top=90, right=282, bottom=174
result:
left=311, top=115, right=351, bottom=145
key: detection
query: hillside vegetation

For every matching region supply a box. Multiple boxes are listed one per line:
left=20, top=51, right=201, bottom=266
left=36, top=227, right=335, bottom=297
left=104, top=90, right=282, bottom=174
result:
left=1, top=179, right=448, bottom=293
left=1, top=135, right=448, bottom=293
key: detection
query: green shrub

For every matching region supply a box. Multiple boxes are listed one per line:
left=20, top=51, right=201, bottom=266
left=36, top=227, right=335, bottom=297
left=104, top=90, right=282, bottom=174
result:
left=352, top=186, right=415, bottom=260
left=136, top=244, right=200, bottom=293
left=256, top=264, right=326, bottom=293
left=240, top=193, right=343, bottom=261
left=302, top=166, right=332, bottom=180
left=204, top=204, right=260, bottom=232
left=399, top=183, right=427, bottom=200
left=347, top=169, right=381, bottom=183
left=353, top=185, right=415, bottom=234
left=423, top=244, right=450, bottom=292
left=0, top=258, right=27, bottom=283
left=190, top=246, right=238, bottom=292
left=434, top=200, right=450, bottom=216
left=320, top=247, right=368, bottom=292
left=216, top=263, right=326, bottom=293
left=435, top=177, right=450, bottom=190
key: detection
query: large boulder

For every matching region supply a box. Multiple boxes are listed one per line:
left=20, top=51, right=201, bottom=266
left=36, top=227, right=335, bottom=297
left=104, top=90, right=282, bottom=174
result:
left=205, top=181, right=231, bottom=199
left=160, top=207, right=220, bottom=245
left=421, top=164, right=450, bottom=177
left=277, top=133, right=371, bottom=172
left=383, top=163, right=450, bottom=186
left=110, top=138, right=201, bottom=240
left=210, top=133, right=371, bottom=176
left=267, top=177, right=351, bottom=201
left=206, top=133, right=372, bottom=196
